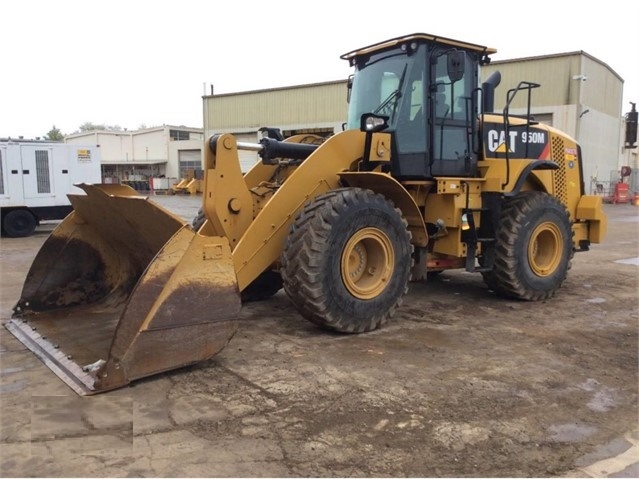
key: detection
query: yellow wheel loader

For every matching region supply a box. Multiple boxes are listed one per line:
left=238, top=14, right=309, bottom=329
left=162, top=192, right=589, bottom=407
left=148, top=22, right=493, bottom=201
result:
left=4, top=33, right=607, bottom=395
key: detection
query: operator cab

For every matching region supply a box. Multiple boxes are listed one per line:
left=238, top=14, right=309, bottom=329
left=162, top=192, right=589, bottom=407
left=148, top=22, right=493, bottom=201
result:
left=342, top=33, right=495, bottom=179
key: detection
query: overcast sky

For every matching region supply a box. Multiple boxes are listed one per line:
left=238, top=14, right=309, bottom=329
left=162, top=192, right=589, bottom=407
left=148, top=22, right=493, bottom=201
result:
left=2, top=0, right=637, bottom=139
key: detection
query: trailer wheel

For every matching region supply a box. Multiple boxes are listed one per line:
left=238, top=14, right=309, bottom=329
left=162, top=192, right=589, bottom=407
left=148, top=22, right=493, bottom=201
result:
left=481, top=191, right=573, bottom=300
left=3, top=209, right=37, bottom=237
left=281, top=187, right=413, bottom=333
left=191, top=207, right=282, bottom=302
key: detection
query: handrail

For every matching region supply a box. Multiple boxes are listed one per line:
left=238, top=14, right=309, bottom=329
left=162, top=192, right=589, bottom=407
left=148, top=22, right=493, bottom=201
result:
left=501, top=81, right=540, bottom=188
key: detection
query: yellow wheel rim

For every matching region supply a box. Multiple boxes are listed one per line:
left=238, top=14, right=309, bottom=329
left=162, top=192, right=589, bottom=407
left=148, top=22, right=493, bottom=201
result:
left=528, top=222, right=562, bottom=277
left=341, top=227, right=394, bottom=299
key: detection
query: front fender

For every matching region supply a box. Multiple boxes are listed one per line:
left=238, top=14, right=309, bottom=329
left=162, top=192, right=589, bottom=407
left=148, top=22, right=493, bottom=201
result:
left=338, top=171, right=428, bottom=247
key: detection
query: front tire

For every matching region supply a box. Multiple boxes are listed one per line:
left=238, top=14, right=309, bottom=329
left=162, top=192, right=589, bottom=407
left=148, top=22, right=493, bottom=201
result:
left=482, top=191, right=573, bottom=300
left=281, top=188, right=413, bottom=333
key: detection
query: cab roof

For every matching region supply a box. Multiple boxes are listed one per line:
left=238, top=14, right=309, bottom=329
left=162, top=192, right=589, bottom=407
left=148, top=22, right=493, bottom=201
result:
left=340, top=33, right=497, bottom=61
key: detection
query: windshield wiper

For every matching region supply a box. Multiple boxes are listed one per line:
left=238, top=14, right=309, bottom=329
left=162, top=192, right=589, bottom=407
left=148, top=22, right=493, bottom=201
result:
left=374, top=89, right=401, bottom=116
left=373, top=64, right=408, bottom=119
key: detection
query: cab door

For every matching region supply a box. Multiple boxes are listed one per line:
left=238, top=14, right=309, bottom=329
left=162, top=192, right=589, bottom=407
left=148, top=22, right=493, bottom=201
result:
left=428, top=49, right=478, bottom=177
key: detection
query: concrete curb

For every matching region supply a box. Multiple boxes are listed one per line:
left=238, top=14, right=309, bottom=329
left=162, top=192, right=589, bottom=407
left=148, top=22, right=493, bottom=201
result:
left=565, top=430, right=639, bottom=477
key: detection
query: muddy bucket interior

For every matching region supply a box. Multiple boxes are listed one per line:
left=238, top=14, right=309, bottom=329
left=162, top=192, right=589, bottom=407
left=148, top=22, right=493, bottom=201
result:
left=4, top=184, right=240, bottom=395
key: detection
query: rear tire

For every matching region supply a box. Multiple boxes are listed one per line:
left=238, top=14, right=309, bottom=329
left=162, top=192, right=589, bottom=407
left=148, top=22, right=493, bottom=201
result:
left=281, top=187, right=413, bottom=333
left=481, top=191, right=573, bottom=300
left=191, top=207, right=282, bottom=302
left=3, top=209, right=37, bottom=237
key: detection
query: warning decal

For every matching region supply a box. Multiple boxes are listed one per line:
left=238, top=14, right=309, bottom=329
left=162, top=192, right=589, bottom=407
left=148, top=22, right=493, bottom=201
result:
left=77, top=149, right=92, bottom=163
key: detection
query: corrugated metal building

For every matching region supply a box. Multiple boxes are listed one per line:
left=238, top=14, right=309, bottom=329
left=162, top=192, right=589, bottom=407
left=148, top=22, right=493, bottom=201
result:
left=482, top=51, right=625, bottom=195
left=65, top=125, right=203, bottom=187
left=203, top=80, right=347, bottom=172
left=203, top=51, right=630, bottom=194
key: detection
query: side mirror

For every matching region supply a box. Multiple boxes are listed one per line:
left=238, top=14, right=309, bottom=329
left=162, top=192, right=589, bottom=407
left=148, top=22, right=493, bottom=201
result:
left=360, top=113, right=389, bottom=133
left=447, top=50, right=466, bottom=83
left=347, top=74, right=354, bottom=103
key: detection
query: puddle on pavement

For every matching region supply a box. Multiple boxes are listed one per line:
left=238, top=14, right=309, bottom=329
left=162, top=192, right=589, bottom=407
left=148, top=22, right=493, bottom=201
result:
left=588, top=389, right=617, bottom=412
left=586, top=297, right=606, bottom=304
left=549, top=423, right=598, bottom=442
left=0, top=379, right=27, bottom=393
left=614, top=257, right=639, bottom=265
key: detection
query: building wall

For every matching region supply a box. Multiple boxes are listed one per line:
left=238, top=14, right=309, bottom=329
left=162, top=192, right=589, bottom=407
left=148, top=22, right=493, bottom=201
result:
left=483, top=54, right=582, bottom=109
left=203, top=81, right=347, bottom=171
left=482, top=52, right=622, bottom=116
left=482, top=52, right=624, bottom=195
left=204, top=80, right=348, bottom=132
left=65, top=126, right=203, bottom=184
left=132, top=130, right=168, bottom=164
left=580, top=109, right=623, bottom=193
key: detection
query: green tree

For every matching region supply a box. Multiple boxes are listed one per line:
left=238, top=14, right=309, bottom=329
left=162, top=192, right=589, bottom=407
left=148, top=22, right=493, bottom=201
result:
left=45, top=125, right=64, bottom=141
left=78, top=122, right=123, bottom=132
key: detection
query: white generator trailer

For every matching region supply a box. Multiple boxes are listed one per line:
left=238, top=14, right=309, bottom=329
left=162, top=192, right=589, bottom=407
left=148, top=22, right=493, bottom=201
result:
left=0, top=141, right=101, bottom=237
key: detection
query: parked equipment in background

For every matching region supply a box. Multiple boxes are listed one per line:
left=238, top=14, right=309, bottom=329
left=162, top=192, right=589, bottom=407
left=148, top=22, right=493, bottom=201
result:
left=171, top=168, right=203, bottom=195
left=171, top=177, right=202, bottom=195
left=0, top=141, right=101, bottom=237
left=4, top=33, right=607, bottom=395
left=608, top=166, right=632, bottom=204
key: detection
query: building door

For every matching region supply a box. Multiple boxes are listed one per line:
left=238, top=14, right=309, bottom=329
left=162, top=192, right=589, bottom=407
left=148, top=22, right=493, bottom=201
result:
left=178, top=150, right=203, bottom=179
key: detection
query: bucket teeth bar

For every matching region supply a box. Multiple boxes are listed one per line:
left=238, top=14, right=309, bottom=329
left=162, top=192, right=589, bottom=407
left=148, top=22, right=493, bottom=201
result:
left=5, top=318, right=100, bottom=395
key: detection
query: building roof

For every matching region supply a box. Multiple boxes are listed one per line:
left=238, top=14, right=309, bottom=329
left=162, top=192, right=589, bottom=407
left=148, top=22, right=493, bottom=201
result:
left=0, top=138, right=62, bottom=144
left=489, top=51, right=624, bottom=83
left=66, top=125, right=202, bottom=139
left=203, top=79, right=346, bottom=99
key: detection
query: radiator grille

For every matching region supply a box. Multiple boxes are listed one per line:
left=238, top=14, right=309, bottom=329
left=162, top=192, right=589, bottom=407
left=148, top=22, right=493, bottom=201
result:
left=35, top=150, right=51, bottom=194
left=550, top=136, right=567, bottom=205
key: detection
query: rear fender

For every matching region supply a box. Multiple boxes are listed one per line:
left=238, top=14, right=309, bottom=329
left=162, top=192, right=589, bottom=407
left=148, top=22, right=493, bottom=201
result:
left=504, top=160, right=558, bottom=197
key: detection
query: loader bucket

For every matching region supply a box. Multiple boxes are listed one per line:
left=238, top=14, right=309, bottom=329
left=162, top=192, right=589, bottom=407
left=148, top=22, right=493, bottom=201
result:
left=4, top=184, right=240, bottom=395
